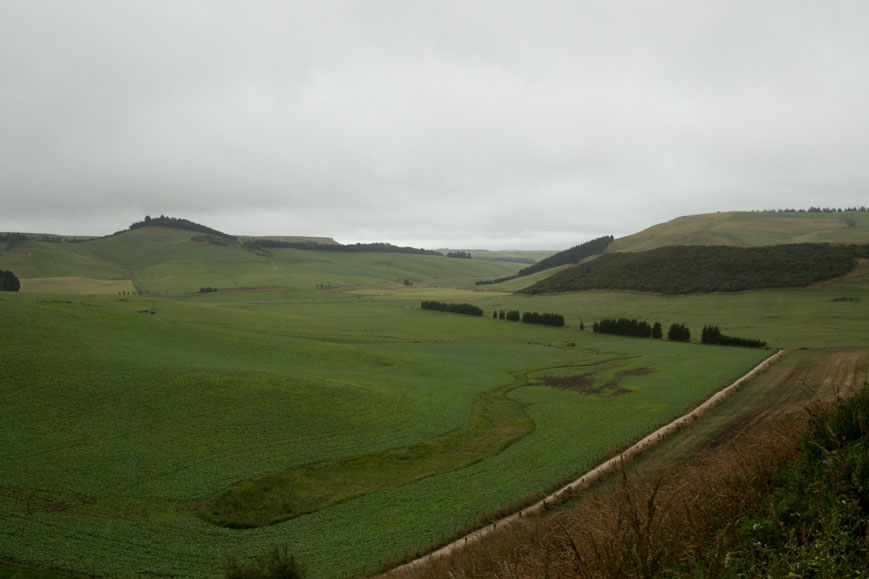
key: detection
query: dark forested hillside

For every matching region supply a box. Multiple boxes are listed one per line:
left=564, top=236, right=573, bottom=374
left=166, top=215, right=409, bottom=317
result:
left=126, top=215, right=236, bottom=239
left=522, top=243, right=868, bottom=295
left=477, top=235, right=613, bottom=285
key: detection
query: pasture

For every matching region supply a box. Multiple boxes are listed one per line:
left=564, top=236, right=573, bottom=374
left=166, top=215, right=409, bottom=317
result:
left=1, top=284, right=769, bottom=578
left=2, top=220, right=867, bottom=577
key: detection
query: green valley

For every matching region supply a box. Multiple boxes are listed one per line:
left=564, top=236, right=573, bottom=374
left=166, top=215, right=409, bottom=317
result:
left=1, top=211, right=867, bottom=578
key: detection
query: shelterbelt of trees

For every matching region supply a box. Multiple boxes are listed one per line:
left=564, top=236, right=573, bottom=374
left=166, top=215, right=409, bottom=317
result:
left=522, top=243, right=869, bottom=295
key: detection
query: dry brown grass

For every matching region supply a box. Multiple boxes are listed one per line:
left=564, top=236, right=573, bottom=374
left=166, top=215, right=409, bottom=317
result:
left=387, top=415, right=803, bottom=579
left=382, top=348, right=869, bottom=579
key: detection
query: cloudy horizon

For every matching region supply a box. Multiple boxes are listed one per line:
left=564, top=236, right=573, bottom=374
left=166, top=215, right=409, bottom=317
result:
left=2, top=1, right=868, bottom=250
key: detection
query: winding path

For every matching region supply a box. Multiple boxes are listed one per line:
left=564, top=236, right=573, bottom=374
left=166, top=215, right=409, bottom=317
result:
left=384, top=349, right=786, bottom=576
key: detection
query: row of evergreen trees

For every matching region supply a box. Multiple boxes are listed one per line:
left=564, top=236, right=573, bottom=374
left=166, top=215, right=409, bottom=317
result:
left=701, top=325, right=766, bottom=348
left=521, top=312, right=565, bottom=327
left=253, top=239, right=442, bottom=256
left=593, top=317, right=662, bottom=338
left=420, top=300, right=484, bottom=316
left=667, top=323, right=691, bottom=342
left=446, top=251, right=471, bottom=259
left=494, top=309, right=521, bottom=321
left=591, top=318, right=694, bottom=342
left=754, top=207, right=867, bottom=213
left=491, top=309, right=565, bottom=327
left=0, top=270, right=20, bottom=291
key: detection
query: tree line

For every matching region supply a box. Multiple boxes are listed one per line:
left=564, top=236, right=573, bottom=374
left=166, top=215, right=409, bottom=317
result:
left=250, top=239, right=443, bottom=256
left=593, top=317, right=662, bottom=339
left=701, top=325, right=766, bottom=348
left=476, top=235, right=613, bottom=286
left=591, top=317, right=690, bottom=342
left=446, top=251, right=472, bottom=259
left=752, top=207, right=868, bottom=213
left=420, top=300, right=484, bottom=316
left=520, top=311, right=565, bottom=327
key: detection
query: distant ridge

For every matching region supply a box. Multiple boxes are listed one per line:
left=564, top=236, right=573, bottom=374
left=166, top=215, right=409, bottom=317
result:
left=238, top=235, right=338, bottom=246
left=610, top=210, right=869, bottom=253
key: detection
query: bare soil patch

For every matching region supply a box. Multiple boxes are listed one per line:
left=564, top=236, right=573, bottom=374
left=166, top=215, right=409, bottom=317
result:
left=537, top=367, right=652, bottom=396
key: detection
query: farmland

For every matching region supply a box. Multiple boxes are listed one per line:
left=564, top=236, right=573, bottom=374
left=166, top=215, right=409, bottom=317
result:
left=1, top=215, right=868, bottom=578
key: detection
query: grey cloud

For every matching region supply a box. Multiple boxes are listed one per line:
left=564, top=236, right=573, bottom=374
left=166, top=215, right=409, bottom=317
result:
left=2, top=1, right=868, bottom=248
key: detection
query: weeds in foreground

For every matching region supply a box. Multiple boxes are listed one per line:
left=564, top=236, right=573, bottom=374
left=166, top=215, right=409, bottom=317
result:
left=388, top=383, right=869, bottom=578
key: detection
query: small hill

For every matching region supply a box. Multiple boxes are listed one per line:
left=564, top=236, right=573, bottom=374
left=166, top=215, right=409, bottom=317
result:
left=610, top=210, right=869, bottom=253
left=521, top=243, right=869, bottom=295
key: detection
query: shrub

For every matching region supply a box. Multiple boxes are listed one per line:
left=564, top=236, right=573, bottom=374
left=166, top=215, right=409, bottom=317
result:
left=667, top=323, right=690, bottom=342
left=0, top=270, right=20, bottom=292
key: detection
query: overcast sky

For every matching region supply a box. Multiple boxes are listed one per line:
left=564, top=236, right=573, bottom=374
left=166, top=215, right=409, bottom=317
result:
left=2, top=1, right=867, bottom=249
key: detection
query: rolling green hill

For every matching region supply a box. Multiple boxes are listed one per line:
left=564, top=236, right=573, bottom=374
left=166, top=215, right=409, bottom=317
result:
left=609, top=210, right=869, bottom=252
left=0, top=225, right=522, bottom=294
left=3, top=211, right=869, bottom=578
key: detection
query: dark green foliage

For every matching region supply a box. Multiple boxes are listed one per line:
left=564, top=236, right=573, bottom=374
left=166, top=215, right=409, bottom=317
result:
left=520, top=312, right=565, bottom=327
left=0, top=269, right=20, bottom=291
left=522, top=243, right=868, bottom=295
left=593, top=317, right=655, bottom=338
left=128, top=215, right=236, bottom=240
left=2, top=232, right=27, bottom=250
left=476, top=275, right=519, bottom=286
left=200, top=287, right=219, bottom=293
left=499, top=310, right=506, bottom=320
left=505, top=309, right=521, bottom=322
left=252, top=239, right=442, bottom=256
left=192, top=234, right=233, bottom=246
left=667, top=323, right=690, bottom=342
left=701, top=325, right=766, bottom=348
left=446, top=251, right=471, bottom=259
left=420, top=300, right=483, bottom=317
left=726, top=384, right=869, bottom=576
left=476, top=235, right=613, bottom=285
left=516, top=235, right=614, bottom=277
left=651, top=321, right=662, bottom=339
left=759, top=206, right=868, bottom=213
left=224, top=544, right=305, bottom=579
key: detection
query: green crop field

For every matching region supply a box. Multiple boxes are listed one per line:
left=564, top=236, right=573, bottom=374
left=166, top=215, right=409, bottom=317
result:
left=1, top=220, right=867, bottom=578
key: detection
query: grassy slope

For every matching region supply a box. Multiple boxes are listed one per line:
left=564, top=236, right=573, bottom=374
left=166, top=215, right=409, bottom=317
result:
left=609, top=210, right=869, bottom=252
left=0, top=226, right=523, bottom=294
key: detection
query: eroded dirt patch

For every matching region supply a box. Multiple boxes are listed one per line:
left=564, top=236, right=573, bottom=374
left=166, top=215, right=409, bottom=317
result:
left=539, top=367, right=653, bottom=396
